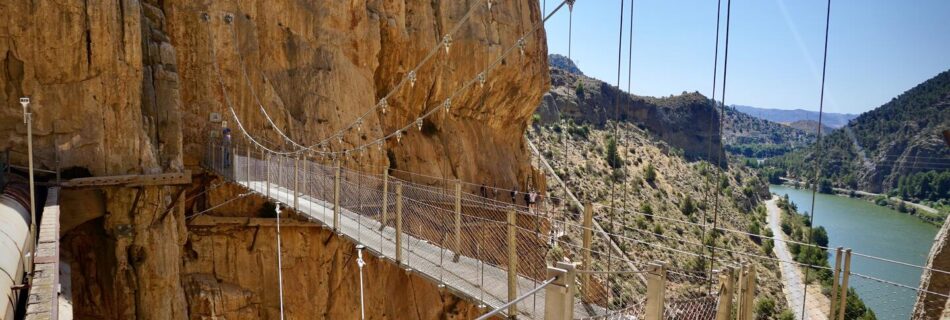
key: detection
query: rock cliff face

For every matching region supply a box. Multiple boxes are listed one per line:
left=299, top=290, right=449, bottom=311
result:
left=0, top=0, right=546, bottom=318
left=536, top=66, right=724, bottom=163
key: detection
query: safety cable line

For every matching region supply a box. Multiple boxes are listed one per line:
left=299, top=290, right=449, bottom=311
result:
left=227, top=19, right=306, bottom=151
left=475, top=277, right=558, bottom=320
left=225, top=0, right=489, bottom=154
left=801, top=0, right=832, bottom=318
left=223, top=0, right=571, bottom=158
left=186, top=191, right=252, bottom=220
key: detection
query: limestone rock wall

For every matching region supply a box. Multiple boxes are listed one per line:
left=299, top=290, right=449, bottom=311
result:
left=183, top=215, right=482, bottom=319
left=165, top=0, right=547, bottom=191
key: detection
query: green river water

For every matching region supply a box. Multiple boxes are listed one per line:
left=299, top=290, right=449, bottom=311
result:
left=769, top=185, right=939, bottom=319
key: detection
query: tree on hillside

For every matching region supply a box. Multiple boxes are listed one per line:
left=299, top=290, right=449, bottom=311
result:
left=644, top=164, right=657, bottom=183
left=605, top=136, right=622, bottom=168
left=811, top=226, right=829, bottom=247
left=681, top=196, right=697, bottom=216
left=818, top=178, right=834, bottom=194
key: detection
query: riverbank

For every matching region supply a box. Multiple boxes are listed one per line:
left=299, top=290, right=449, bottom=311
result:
left=778, top=177, right=946, bottom=225
left=770, top=184, right=939, bottom=319
left=765, top=196, right=829, bottom=320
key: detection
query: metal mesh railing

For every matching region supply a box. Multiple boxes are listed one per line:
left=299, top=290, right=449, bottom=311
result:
left=203, top=140, right=950, bottom=319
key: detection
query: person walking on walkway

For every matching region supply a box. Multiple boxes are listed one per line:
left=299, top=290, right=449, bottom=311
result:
left=222, top=124, right=232, bottom=168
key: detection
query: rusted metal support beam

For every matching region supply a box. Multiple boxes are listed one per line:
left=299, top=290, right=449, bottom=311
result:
left=60, top=171, right=192, bottom=189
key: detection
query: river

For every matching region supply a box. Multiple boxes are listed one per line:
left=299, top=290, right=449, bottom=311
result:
left=769, top=184, right=939, bottom=319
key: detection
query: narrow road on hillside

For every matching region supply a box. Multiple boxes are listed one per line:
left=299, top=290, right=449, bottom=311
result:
left=765, top=196, right=828, bottom=320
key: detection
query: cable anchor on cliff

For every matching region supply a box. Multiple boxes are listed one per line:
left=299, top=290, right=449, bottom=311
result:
left=379, top=98, right=388, bottom=114
left=442, top=35, right=453, bottom=54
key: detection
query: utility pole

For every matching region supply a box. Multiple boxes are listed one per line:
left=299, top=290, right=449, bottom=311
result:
left=19, top=97, right=36, bottom=267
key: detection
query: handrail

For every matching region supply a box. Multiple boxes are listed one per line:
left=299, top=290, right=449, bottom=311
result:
left=475, top=277, right=558, bottom=320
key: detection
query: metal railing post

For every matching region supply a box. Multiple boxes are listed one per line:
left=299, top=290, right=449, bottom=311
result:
left=715, top=267, right=735, bottom=320
left=294, top=156, right=300, bottom=210
left=231, top=145, right=237, bottom=180
left=507, top=209, right=518, bottom=319
left=837, top=248, right=852, bottom=320
left=395, top=183, right=403, bottom=264
left=830, top=246, right=843, bottom=317
left=453, top=181, right=462, bottom=262
left=379, top=170, right=389, bottom=231
left=543, top=262, right=576, bottom=320
left=211, top=141, right=216, bottom=171
left=245, top=145, right=251, bottom=184
left=581, top=202, right=593, bottom=299
left=334, top=159, right=341, bottom=231
left=645, top=262, right=667, bottom=320
left=265, top=151, right=271, bottom=198
left=277, top=155, right=283, bottom=191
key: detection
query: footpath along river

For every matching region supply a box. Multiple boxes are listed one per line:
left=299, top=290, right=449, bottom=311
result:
left=770, top=184, right=939, bottom=319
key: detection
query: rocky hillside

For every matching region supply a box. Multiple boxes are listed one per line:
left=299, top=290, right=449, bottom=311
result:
left=722, top=106, right=814, bottom=159
left=0, top=0, right=547, bottom=318
left=770, top=69, right=950, bottom=193
left=536, top=65, right=724, bottom=163
left=784, top=120, right=834, bottom=136
left=528, top=121, right=790, bottom=313
left=548, top=54, right=583, bottom=75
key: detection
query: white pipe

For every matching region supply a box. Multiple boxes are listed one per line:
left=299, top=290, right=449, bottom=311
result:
left=0, top=182, right=32, bottom=320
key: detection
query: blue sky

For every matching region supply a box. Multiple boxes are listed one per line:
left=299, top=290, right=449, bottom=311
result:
left=540, top=0, right=950, bottom=114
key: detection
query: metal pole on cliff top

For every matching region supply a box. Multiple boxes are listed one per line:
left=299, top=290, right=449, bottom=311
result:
left=20, top=97, right=36, bottom=270
left=275, top=203, right=286, bottom=320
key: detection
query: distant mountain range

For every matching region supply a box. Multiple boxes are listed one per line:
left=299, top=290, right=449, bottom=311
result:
left=732, top=105, right=858, bottom=128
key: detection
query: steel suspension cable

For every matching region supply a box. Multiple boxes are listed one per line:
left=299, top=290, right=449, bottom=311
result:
left=801, top=0, right=833, bottom=318
left=701, top=0, right=724, bottom=291
left=706, top=0, right=732, bottom=292
left=622, top=0, right=635, bottom=236
left=606, top=0, right=627, bottom=307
